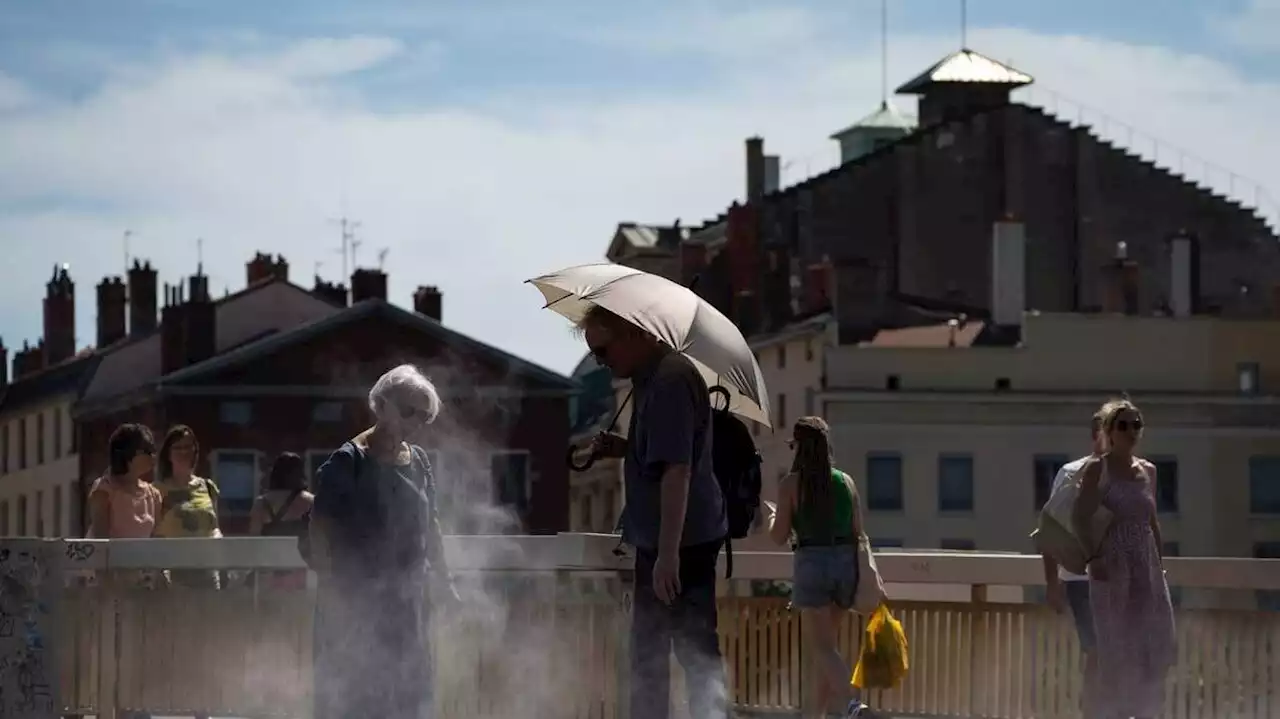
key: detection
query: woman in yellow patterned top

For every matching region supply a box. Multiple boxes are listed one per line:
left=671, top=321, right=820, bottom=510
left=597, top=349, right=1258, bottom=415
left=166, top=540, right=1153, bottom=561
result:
left=153, top=424, right=223, bottom=589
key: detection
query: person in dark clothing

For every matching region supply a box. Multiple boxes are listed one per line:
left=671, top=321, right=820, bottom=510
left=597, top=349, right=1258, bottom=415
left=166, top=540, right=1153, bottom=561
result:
left=580, top=305, right=729, bottom=719
left=305, top=364, right=457, bottom=719
left=250, top=452, right=315, bottom=590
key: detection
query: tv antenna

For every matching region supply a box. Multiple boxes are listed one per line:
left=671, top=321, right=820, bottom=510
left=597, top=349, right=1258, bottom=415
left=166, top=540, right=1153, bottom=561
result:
left=328, top=216, right=362, bottom=279
left=879, top=0, right=889, bottom=105
left=196, top=237, right=204, bottom=273
left=377, top=248, right=389, bottom=270
left=960, top=0, right=968, bottom=48
left=123, top=229, right=134, bottom=272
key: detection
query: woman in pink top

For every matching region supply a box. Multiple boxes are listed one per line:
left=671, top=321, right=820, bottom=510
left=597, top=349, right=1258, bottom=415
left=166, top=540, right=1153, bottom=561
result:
left=88, top=423, right=161, bottom=539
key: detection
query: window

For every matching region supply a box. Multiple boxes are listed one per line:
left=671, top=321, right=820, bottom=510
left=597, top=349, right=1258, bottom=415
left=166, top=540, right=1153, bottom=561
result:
left=1033, top=454, right=1069, bottom=510
left=1239, top=362, right=1261, bottom=395
left=311, top=401, right=344, bottom=423
left=53, top=485, right=63, bottom=537
left=19, top=417, right=27, bottom=470
left=865, top=453, right=903, bottom=511
left=0, top=500, right=8, bottom=536
left=16, top=495, right=27, bottom=536
left=937, top=454, right=974, bottom=512
left=1249, top=456, right=1280, bottom=514
left=1254, top=542, right=1280, bottom=611
left=34, top=491, right=44, bottom=537
left=941, top=538, right=976, bottom=550
left=778, top=345, right=786, bottom=369
left=36, top=412, right=45, bottom=465
left=491, top=451, right=531, bottom=513
left=1150, top=456, right=1179, bottom=513
left=54, top=408, right=63, bottom=459
left=219, top=401, right=253, bottom=426
left=804, top=387, right=815, bottom=416
left=777, top=393, right=787, bottom=428
left=212, top=451, right=259, bottom=515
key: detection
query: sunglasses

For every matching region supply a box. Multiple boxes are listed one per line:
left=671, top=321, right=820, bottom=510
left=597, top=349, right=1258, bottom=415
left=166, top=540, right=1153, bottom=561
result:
left=1113, top=418, right=1144, bottom=433
left=398, top=404, right=430, bottom=423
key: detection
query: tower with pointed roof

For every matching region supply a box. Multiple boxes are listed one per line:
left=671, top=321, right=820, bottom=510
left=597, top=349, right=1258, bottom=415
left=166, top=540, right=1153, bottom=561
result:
left=897, top=48, right=1032, bottom=126
left=830, top=102, right=916, bottom=164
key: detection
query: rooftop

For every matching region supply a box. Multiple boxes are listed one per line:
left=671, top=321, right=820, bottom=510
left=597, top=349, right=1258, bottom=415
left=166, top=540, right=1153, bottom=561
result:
left=897, top=48, right=1034, bottom=94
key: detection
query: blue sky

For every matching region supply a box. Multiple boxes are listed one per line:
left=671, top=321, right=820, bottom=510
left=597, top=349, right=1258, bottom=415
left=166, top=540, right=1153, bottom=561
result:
left=0, top=0, right=1278, bottom=375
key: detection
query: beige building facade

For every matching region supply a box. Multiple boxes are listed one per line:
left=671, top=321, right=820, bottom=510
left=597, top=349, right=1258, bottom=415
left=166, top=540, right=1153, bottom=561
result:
left=820, top=312, right=1280, bottom=566
left=0, top=391, right=81, bottom=538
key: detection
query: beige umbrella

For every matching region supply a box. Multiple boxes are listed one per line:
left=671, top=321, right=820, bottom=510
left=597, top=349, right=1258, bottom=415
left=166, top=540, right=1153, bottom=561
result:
left=527, top=262, right=771, bottom=427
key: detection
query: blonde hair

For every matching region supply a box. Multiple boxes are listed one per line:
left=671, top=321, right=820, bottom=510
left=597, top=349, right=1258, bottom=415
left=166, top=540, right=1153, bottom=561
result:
left=1098, top=397, right=1140, bottom=432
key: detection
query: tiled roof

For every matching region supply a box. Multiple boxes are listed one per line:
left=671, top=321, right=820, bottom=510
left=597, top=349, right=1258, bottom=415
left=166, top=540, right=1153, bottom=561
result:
left=79, top=279, right=341, bottom=409
left=158, top=299, right=577, bottom=392
left=897, top=49, right=1033, bottom=94
left=0, top=352, right=100, bottom=417
left=859, top=321, right=987, bottom=348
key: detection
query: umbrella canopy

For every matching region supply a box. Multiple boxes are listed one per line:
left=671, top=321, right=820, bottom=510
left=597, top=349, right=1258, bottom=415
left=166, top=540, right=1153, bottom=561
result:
left=527, top=262, right=772, bottom=427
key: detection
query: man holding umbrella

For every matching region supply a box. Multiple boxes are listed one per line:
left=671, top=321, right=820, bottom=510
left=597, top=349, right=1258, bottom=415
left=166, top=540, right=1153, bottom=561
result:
left=529, top=263, right=771, bottom=719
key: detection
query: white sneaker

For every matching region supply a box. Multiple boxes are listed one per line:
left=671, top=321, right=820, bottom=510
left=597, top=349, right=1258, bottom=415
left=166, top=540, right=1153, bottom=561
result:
left=845, top=700, right=871, bottom=717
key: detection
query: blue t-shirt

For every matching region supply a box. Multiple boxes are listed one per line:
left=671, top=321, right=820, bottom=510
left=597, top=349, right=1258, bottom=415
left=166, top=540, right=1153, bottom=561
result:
left=621, top=351, right=727, bottom=550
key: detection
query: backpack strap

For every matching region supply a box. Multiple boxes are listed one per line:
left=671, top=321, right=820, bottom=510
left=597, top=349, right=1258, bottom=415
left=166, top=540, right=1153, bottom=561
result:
left=266, top=489, right=303, bottom=525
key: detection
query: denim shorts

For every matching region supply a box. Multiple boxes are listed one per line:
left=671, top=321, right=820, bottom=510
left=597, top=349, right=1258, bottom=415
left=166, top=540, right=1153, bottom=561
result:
left=793, top=544, right=859, bottom=609
left=1064, top=580, right=1096, bottom=652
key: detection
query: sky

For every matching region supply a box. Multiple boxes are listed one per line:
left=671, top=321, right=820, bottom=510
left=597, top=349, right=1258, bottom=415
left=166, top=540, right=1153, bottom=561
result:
left=0, top=0, right=1278, bottom=376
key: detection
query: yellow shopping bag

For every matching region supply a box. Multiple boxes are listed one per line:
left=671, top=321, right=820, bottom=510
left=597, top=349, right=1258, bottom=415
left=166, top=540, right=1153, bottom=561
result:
left=851, top=603, right=909, bottom=690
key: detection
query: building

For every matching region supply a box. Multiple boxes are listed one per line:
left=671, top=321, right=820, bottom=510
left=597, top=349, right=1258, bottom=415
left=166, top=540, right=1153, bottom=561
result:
left=566, top=354, right=624, bottom=533
left=818, top=243, right=1280, bottom=565
left=71, top=256, right=576, bottom=536
left=679, top=48, right=1279, bottom=342
left=0, top=265, right=104, bottom=538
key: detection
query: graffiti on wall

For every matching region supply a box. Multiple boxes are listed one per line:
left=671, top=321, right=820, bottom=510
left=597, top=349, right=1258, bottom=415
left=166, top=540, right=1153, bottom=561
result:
left=0, top=541, right=57, bottom=719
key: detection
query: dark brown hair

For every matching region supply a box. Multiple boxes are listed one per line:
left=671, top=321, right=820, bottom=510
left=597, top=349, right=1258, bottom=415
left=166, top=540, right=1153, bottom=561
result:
left=790, top=416, right=835, bottom=540
left=268, top=452, right=307, bottom=492
left=108, top=424, right=155, bottom=475
left=157, top=425, right=199, bottom=480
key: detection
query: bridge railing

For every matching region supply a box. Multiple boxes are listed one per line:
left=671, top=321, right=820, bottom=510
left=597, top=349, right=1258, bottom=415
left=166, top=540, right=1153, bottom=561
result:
left=13, top=535, right=1280, bottom=719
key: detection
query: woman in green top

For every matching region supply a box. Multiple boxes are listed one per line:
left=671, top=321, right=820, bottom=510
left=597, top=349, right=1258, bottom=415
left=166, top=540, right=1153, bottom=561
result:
left=768, top=416, right=872, bottom=719
left=153, top=425, right=222, bottom=590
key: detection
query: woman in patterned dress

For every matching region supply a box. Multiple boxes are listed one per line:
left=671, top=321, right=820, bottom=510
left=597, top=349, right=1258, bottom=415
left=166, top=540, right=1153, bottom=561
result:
left=152, top=425, right=222, bottom=589
left=1073, top=398, right=1176, bottom=719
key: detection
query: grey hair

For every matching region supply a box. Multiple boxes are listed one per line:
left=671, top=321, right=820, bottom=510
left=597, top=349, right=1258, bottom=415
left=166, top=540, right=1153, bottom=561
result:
left=368, top=364, right=441, bottom=424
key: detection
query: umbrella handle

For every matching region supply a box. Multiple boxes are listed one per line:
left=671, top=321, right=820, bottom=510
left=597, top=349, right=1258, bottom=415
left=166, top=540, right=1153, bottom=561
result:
left=566, top=444, right=597, bottom=472
left=709, top=385, right=731, bottom=413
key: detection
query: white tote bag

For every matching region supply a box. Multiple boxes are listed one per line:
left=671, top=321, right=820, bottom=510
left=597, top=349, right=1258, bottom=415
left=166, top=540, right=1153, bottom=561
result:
left=1031, top=468, right=1112, bottom=576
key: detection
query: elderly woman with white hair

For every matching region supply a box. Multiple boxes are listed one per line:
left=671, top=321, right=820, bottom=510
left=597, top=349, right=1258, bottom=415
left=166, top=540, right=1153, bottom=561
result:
left=305, top=363, right=456, bottom=719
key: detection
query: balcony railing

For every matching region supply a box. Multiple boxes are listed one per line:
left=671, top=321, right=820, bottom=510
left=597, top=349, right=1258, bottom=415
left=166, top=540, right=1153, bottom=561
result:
left=9, top=534, right=1280, bottom=719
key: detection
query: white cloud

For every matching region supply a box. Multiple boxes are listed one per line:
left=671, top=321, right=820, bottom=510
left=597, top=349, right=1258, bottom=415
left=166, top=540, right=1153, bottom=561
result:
left=1, top=14, right=1279, bottom=376
left=1215, top=0, right=1280, bottom=51
left=0, top=73, right=32, bottom=110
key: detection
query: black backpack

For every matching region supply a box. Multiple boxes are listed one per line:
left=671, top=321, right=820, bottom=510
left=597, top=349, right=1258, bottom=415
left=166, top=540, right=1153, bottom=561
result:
left=709, top=386, right=763, bottom=578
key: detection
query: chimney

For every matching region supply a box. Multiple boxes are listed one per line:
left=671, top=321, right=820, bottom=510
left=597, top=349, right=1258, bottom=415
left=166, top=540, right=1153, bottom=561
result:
left=96, top=276, right=127, bottom=347
left=413, top=286, right=443, bottom=321
left=127, top=260, right=158, bottom=337
left=734, top=290, right=760, bottom=337
left=990, top=219, right=1027, bottom=326
left=184, top=277, right=216, bottom=367
left=351, top=268, right=388, bottom=303
left=0, top=338, right=8, bottom=387
left=246, top=252, right=289, bottom=286
left=12, top=341, right=43, bottom=381
left=680, top=242, right=709, bottom=288
left=804, top=258, right=834, bottom=314
left=313, top=277, right=348, bottom=307
left=745, top=136, right=765, bottom=203
left=1168, top=230, right=1199, bottom=318
left=160, top=281, right=215, bottom=375
left=43, top=264, right=76, bottom=365
left=763, top=155, right=781, bottom=194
